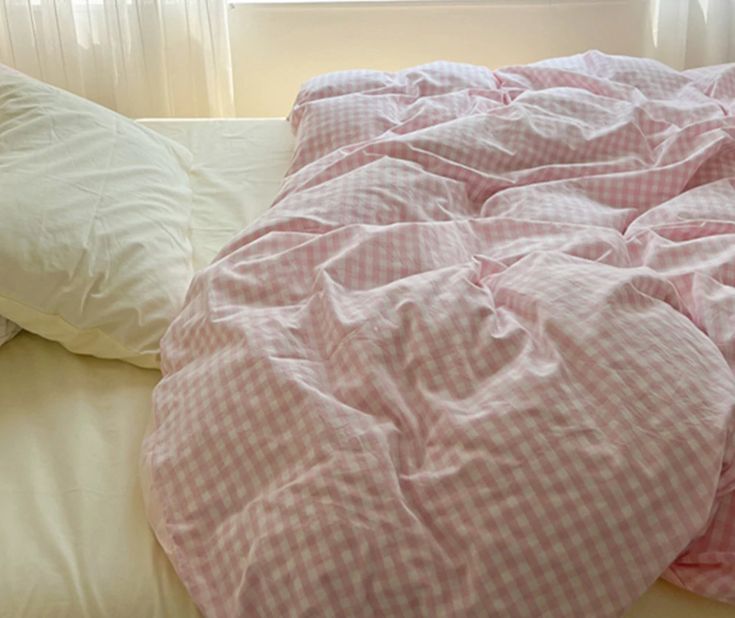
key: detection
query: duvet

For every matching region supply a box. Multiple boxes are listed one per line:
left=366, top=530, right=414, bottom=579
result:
left=142, top=52, right=735, bottom=617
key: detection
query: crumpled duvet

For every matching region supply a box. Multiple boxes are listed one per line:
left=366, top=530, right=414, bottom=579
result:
left=141, top=52, right=735, bottom=617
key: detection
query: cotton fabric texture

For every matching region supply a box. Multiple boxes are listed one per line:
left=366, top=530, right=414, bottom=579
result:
left=0, top=65, right=194, bottom=367
left=142, top=53, right=735, bottom=617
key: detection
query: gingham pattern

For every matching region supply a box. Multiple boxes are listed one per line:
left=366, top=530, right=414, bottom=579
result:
left=142, top=52, right=735, bottom=617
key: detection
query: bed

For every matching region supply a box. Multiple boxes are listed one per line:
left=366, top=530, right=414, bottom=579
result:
left=0, top=117, right=731, bottom=618
left=2, top=57, right=735, bottom=617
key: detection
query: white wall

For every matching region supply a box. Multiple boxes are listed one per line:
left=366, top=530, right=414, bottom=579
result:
left=228, top=0, right=651, bottom=116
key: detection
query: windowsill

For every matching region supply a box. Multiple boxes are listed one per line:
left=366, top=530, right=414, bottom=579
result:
left=229, top=0, right=508, bottom=5
left=230, top=0, right=619, bottom=4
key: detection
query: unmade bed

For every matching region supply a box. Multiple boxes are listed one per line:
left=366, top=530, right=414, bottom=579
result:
left=0, top=116, right=732, bottom=617
left=2, top=54, right=735, bottom=616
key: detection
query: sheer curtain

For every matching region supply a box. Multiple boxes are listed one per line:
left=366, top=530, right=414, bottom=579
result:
left=644, top=0, right=735, bottom=69
left=0, top=0, right=234, bottom=117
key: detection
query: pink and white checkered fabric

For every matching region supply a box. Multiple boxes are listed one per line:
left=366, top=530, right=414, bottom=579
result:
left=142, top=52, right=735, bottom=617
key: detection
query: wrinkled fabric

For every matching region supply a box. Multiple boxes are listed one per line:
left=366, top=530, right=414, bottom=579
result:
left=0, top=318, right=20, bottom=347
left=142, top=52, right=735, bottom=617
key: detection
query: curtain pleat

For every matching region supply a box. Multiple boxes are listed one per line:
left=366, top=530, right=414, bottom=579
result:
left=0, top=0, right=234, bottom=117
left=644, top=0, right=735, bottom=69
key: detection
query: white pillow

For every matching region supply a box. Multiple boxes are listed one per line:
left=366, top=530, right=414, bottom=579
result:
left=0, top=318, right=20, bottom=347
left=0, top=65, right=194, bottom=368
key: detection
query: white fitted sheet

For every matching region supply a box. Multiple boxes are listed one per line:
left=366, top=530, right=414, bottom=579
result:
left=139, top=118, right=295, bottom=270
left=0, top=118, right=732, bottom=618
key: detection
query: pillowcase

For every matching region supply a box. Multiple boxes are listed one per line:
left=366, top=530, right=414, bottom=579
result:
left=0, top=65, right=194, bottom=368
left=0, top=318, right=20, bottom=347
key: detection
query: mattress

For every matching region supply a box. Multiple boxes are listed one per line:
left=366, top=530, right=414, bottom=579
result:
left=0, top=118, right=731, bottom=618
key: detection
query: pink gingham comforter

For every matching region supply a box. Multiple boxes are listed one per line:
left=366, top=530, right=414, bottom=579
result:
left=142, top=52, right=735, bottom=617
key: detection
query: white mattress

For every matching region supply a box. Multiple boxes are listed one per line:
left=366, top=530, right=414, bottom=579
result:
left=0, top=118, right=732, bottom=618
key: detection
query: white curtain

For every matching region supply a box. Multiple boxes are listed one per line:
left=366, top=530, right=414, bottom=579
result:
left=644, top=0, right=735, bottom=69
left=0, top=0, right=234, bottom=117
